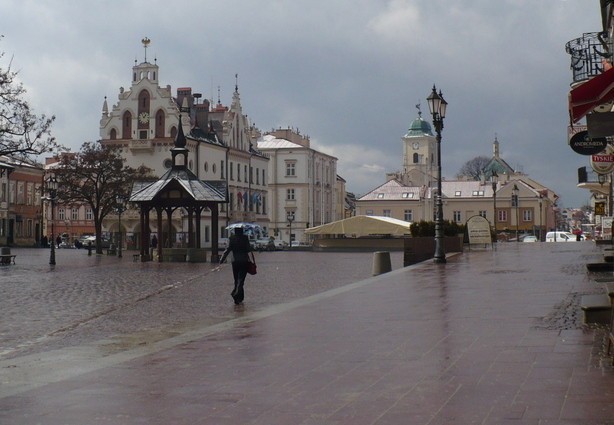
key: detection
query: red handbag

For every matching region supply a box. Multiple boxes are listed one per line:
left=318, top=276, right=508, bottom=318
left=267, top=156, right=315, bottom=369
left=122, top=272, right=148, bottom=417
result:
left=247, top=252, right=257, bottom=275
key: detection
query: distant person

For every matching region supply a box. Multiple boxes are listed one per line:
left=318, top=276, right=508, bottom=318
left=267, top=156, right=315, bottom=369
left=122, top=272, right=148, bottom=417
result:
left=56, top=235, right=61, bottom=248
left=151, top=235, right=158, bottom=248
left=41, top=235, right=48, bottom=248
left=219, top=226, right=253, bottom=304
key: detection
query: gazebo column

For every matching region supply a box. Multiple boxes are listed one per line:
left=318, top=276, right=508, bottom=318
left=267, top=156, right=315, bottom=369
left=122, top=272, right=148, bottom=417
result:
left=187, top=208, right=194, bottom=248
left=211, top=204, right=219, bottom=263
left=139, top=205, right=147, bottom=259
left=166, top=207, right=173, bottom=248
left=195, top=207, right=202, bottom=249
left=156, top=207, right=163, bottom=262
left=143, top=207, right=150, bottom=261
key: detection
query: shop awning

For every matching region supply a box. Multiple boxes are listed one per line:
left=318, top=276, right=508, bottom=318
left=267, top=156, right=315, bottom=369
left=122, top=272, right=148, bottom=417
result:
left=569, top=66, right=614, bottom=123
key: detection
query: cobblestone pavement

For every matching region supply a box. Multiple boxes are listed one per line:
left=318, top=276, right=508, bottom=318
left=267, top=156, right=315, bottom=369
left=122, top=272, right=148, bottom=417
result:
left=0, top=248, right=404, bottom=359
left=4, top=242, right=614, bottom=424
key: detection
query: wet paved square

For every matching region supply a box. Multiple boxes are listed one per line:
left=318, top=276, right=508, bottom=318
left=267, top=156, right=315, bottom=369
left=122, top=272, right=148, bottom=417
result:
left=1, top=242, right=614, bottom=424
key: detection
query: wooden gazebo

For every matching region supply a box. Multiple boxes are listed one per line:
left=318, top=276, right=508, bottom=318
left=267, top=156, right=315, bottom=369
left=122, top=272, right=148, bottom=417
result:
left=128, top=117, right=227, bottom=262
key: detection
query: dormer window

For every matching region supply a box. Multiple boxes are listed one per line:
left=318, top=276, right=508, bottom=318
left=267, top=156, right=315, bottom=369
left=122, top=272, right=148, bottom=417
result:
left=401, top=192, right=414, bottom=198
left=472, top=190, right=485, bottom=196
left=377, top=193, right=384, bottom=199
left=455, top=191, right=462, bottom=196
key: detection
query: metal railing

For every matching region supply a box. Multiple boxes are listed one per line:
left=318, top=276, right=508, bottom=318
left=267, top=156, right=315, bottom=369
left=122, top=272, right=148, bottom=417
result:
left=565, top=32, right=612, bottom=83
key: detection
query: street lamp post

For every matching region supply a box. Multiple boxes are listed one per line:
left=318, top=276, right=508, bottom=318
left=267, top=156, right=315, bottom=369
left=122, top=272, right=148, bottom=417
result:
left=116, top=195, right=127, bottom=258
left=287, top=211, right=295, bottom=250
left=427, top=85, right=448, bottom=264
left=492, top=171, right=498, bottom=241
left=539, top=194, right=543, bottom=241
left=46, top=175, right=58, bottom=265
left=512, top=184, right=519, bottom=242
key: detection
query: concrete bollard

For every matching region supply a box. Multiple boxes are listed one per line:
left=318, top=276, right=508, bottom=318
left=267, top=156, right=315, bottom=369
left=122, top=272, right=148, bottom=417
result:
left=372, top=251, right=392, bottom=276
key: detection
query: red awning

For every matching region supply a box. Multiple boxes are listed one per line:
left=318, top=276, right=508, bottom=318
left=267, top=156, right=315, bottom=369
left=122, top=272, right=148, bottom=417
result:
left=569, top=66, right=614, bottom=123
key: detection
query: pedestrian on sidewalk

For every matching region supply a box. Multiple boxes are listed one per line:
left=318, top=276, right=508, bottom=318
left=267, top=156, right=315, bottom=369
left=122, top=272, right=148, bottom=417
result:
left=219, top=226, right=253, bottom=304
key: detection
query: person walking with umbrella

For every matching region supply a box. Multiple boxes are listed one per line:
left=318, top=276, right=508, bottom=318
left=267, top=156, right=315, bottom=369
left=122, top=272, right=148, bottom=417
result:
left=219, top=226, right=253, bottom=304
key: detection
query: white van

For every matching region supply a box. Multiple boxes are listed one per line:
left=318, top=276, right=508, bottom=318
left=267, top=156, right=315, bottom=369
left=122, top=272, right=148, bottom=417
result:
left=545, top=231, right=577, bottom=242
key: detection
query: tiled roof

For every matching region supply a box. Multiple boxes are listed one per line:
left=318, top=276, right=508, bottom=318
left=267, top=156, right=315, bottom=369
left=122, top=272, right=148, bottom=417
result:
left=130, top=168, right=226, bottom=203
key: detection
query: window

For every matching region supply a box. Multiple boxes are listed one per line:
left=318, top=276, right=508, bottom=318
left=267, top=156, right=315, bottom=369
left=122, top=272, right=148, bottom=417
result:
left=479, top=210, right=487, bottom=218
left=163, top=159, right=172, bottom=169
left=262, top=169, right=266, bottom=186
left=404, top=210, right=413, bottom=221
left=204, top=162, right=208, bottom=172
left=85, top=208, right=93, bottom=220
left=383, top=209, right=391, bottom=217
left=453, top=211, right=461, bottom=222
left=377, top=193, right=384, bottom=199
left=237, top=163, right=241, bottom=182
left=455, top=191, right=462, bottom=196
left=27, top=183, right=33, bottom=205
left=212, top=163, right=216, bottom=174
left=413, top=153, right=419, bottom=163
left=287, top=189, right=295, bottom=200
left=221, top=160, right=225, bottom=179
left=245, top=165, right=248, bottom=182
left=71, top=208, right=78, bottom=220
left=58, top=207, right=65, bottom=220
left=472, top=190, right=484, bottom=196
left=17, top=182, right=24, bottom=204
left=523, top=210, right=532, bottom=222
left=366, top=209, right=374, bottom=216
left=230, top=162, right=234, bottom=180
left=256, top=168, right=259, bottom=185
left=286, top=161, right=296, bottom=176
left=498, top=210, right=507, bottom=222
left=401, top=192, right=414, bottom=198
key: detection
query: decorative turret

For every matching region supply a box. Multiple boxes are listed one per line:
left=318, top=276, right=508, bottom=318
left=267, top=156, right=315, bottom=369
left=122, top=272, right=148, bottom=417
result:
left=132, top=37, right=159, bottom=85
left=171, top=115, right=188, bottom=169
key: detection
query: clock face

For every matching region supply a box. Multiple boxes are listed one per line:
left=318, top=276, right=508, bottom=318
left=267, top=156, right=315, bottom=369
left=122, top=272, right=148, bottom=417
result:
left=138, top=112, right=150, bottom=124
left=412, top=142, right=420, bottom=150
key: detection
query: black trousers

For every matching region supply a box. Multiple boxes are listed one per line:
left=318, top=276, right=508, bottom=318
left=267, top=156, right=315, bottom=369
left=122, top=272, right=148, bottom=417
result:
left=231, top=260, right=248, bottom=303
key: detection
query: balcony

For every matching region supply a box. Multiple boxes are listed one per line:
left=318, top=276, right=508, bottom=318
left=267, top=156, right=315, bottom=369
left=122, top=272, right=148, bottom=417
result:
left=129, top=139, right=153, bottom=152
left=565, top=32, right=611, bottom=84
left=577, top=166, right=610, bottom=196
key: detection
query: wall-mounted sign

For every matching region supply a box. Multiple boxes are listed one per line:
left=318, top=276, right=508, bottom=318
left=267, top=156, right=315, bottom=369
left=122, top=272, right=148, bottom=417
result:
left=570, top=130, right=608, bottom=155
left=590, top=144, right=614, bottom=173
left=466, top=215, right=492, bottom=245
left=595, top=202, right=605, bottom=216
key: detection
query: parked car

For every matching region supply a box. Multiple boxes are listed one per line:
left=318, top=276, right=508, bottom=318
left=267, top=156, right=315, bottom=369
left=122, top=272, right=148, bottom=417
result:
left=545, top=231, right=577, bottom=242
left=522, top=235, right=538, bottom=243
left=254, top=237, right=286, bottom=251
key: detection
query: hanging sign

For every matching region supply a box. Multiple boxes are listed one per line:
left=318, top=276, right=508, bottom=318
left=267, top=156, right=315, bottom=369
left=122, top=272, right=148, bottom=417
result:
left=569, top=130, right=608, bottom=155
left=590, top=145, right=614, bottom=174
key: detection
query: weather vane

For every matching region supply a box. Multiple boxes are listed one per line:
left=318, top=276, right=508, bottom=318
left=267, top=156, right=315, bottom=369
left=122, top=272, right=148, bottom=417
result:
left=415, top=102, right=422, bottom=117
left=142, top=37, right=151, bottom=62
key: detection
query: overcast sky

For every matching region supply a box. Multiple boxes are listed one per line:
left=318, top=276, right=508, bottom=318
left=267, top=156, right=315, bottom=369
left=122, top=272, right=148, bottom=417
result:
left=0, top=0, right=601, bottom=207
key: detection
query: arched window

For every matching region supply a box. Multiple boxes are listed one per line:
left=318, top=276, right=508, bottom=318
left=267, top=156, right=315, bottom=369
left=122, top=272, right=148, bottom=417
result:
left=413, top=153, right=419, bottom=164
left=155, top=110, right=165, bottom=138
left=110, top=128, right=117, bottom=140
left=170, top=126, right=177, bottom=139
left=122, top=111, right=132, bottom=139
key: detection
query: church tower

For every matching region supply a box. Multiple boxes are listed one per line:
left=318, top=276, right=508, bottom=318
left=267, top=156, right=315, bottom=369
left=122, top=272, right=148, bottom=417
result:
left=400, top=106, right=437, bottom=187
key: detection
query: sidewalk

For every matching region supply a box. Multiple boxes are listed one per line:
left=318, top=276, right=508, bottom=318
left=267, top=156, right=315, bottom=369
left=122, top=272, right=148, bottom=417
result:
left=1, top=242, right=614, bottom=424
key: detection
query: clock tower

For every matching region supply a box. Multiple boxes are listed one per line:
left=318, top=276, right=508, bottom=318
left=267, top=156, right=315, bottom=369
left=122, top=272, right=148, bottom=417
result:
left=400, top=107, right=437, bottom=187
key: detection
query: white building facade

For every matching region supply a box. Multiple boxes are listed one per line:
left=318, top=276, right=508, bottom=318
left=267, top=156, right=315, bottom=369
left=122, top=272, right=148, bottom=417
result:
left=257, top=129, right=338, bottom=245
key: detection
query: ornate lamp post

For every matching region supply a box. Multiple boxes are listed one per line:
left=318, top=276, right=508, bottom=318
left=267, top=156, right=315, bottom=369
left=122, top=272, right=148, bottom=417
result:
left=115, top=195, right=127, bottom=258
left=46, top=175, right=58, bottom=265
left=512, top=184, right=519, bottom=242
left=287, top=211, right=295, bottom=250
left=427, top=85, right=448, bottom=264
left=492, top=171, right=498, bottom=241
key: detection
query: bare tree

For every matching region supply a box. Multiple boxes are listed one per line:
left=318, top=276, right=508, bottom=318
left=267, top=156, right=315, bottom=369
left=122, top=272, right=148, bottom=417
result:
left=0, top=37, right=61, bottom=158
left=53, top=141, right=153, bottom=254
left=456, top=156, right=491, bottom=180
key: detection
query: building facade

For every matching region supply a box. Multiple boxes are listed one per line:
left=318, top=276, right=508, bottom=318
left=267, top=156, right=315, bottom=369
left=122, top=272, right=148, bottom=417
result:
left=98, top=40, right=270, bottom=246
left=356, top=112, right=557, bottom=240
left=257, top=128, right=339, bottom=245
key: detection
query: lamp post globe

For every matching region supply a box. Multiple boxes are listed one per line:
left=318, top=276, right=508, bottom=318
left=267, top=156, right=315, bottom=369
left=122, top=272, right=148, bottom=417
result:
left=286, top=211, right=295, bottom=249
left=427, top=85, right=447, bottom=264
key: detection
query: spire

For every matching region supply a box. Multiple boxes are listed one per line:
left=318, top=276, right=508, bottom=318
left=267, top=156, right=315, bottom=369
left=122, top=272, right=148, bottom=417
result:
left=235, top=73, right=239, bottom=93
left=174, top=115, right=186, bottom=148
left=102, top=96, right=108, bottom=117
left=493, top=134, right=500, bottom=158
